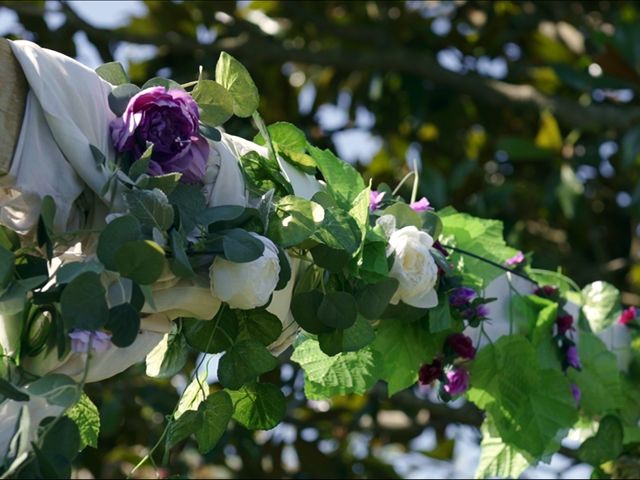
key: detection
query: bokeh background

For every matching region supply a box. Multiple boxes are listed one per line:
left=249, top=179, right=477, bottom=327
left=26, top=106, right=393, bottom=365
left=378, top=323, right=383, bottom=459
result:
left=1, top=1, right=639, bottom=478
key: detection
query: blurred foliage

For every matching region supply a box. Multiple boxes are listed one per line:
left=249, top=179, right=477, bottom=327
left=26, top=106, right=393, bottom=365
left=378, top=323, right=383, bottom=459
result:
left=2, top=0, right=640, bottom=477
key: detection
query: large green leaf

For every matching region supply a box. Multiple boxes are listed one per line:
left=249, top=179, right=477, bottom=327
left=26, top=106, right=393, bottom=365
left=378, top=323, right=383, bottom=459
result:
left=267, top=196, right=325, bottom=247
left=192, top=79, right=234, bottom=126
left=578, top=415, right=624, bottom=466
left=291, top=338, right=381, bottom=400
left=145, top=326, right=189, bottom=378
left=218, top=340, right=278, bottom=390
left=468, top=336, right=578, bottom=458
left=475, top=420, right=530, bottom=479
left=227, top=382, right=286, bottom=430
left=60, top=272, right=109, bottom=330
left=581, top=281, right=621, bottom=333
left=317, top=315, right=376, bottom=356
left=124, top=189, right=175, bottom=231
left=215, top=52, right=259, bottom=117
left=194, top=391, right=233, bottom=453
left=371, top=318, right=444, bottom=395
left=183, top=314, right=238, bottom=354
left=66, top=394, right=100, bottom=450
left=0, top=245, right=14, bottom=290
left=96, top=215, right=143, bottom=271
left=567, top=332, right=623, bottom=416
left=307, top=145, right=364, bottom=209
left=114, top=240, right=165, bottom=285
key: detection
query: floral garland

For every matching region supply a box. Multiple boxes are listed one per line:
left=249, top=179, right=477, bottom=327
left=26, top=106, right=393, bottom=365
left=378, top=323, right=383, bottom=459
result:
left=0, top=49, right=637, bottom=479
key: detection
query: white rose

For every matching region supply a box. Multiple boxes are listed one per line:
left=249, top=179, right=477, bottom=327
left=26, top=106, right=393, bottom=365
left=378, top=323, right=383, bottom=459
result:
left=210, top=233, right=281, bottom=310
left=387, top=226, right=439, bottom=309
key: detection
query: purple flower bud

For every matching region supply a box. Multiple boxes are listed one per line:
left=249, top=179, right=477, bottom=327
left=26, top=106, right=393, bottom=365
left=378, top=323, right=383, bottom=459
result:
left=410, top=197, right=432, bottom=212
left=443, top=368, right=469, bottom=396
left=565, top=346, right=582, bottom=370
left=69, top=330, right=113, bottom=353
left=449, top=287, right=477, bottom=307
left=433, top=240, right=449, bottom=257
left=418, top=359, right=443, bottom=385
left=570, top=383, right=581, bottom=406
left=505, top=251, right=525, bottom=266
left=110, top=87, right=209, bottom=183
left=534, top=285, right=559, bottom=299
left=556, top=314, right=574, bottom=335
left=475, top=304, right=490, bottom=319
left=369, top=191, right=386, bottom=212
left=447, top=333, right=476, bottom=359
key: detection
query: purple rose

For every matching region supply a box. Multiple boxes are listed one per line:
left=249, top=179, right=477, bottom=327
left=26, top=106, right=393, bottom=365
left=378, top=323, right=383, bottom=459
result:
left=505, top=251, right=525, bottom=266
left=110, top=86, right=209, bottom=183
left=69, top=329, right=112, bottom=353
left=410, top=197, right=432, bottom=212
left=370, top=190, right=386, bottom=212
left=565, top=345, right=582, bottom=370
left=447, top=333, right=476, bottom=359
left=570, top=383, right=581, bottom=406
left=443, top=368, right=469, bottom=396
left=418, top=359, right=443, bottom=385
left=556, top=314, right=574, bottom=335
left=449, top=287, right=477, bottom=307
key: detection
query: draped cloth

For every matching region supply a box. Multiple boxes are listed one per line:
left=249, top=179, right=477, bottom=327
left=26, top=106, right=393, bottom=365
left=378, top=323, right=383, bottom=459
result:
left=0, top=39, right=320, bottom=456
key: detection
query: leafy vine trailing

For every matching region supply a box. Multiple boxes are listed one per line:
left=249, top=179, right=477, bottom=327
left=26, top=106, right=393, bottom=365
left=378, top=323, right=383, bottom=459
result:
left=0, top=43, right=638, bottom=480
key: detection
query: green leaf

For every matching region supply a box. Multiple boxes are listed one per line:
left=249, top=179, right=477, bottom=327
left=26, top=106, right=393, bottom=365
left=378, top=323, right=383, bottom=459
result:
left=275, top=247, right=291, bottom=290
left=317, top=291, right=358, bottom=329
left=422, top=211, right=443, bottom=238
left=439, top=207, right=519, bottom=288
left=194, top=391, right=233, bottom=453
left=197, top=205, right=247, bottom=228
left=175, top=374, right=208, bottom=418
left=313, top=206, right=361, bottom=254
left=66, top=394, right=100, bottom=450
left=240, top=151, right=293, bottom=197
left=428, top=296, right=452, bottom=332
left=105, top=303, right=140, bottom=348
left=27, top=374, right=78, bottom=408
left=145, top=326, right=189, bottom=378
left=357, top=241, right=389, bottom=281
left=60, top=272, right=109, bottom=330
left=192, top=79, right=234, bottom=126
left=128, top=144, right=153, bottom=180
left=168, top=230, right=194, bottom=278
left=356, top=278, right=399, bottom=320
left=255, top=121, right=306, bottom=154
left=140, top=77, right=183, bottom=90
left=39, top=416, right=81, bottom=465
left=468, top=336, right=578, bottom=458
left=0, top=245, right=15, bottom=290
left=56, top=260, right=104, bottom=285
left=218, top=340, right=278, bottom=390
left=114, top=240, right=165, bottom=285
left=168, top=183, right=207, bottom=234
left=137, top=172, right=182, bottom=195
left=267, top=196, right=325, bottom=247
left=382, top=203, right=423, bottom=229
left=200, top=124, right=222, bottom=142
left=310, top=245, right=351, bottom=272
left=108, top=83, right=141, bottom=117
left=281, top=150, right=317, bottom=175
left=307, top=145, right=365, bottom=209
left=291, top=338, right=382, bottom=400
left=222, top=228, right=265, bottom=263
left=215, top=52, right=260, bottom=118
left=125, top=188, right=175, bottom=231
left=318, top=315, right=375, bottom=356
left=567, top=333, right=623, bottom=416
left=97, top=215, right=142, bottom=270
left=95, top=62, right=129, bottom=85
left=166, top=410, right=199, bottom=449
left=0, top=378, right=29, bottom=402
left=0, top=225, right=20, bottom=251
left=183, top=314, right=238, bottom=354
left=371, top=318, right=444, bottom=395
left=228, top=382, right=286, bottom=430
left=291, top=291, right=331, bottom=335
left=581, top=281, right=621, bottom=333
left=236, top=309, right=283, bottom=346
left=475, top=420, right=530, bottom=480
left=578, top=415, right=624, bottom=466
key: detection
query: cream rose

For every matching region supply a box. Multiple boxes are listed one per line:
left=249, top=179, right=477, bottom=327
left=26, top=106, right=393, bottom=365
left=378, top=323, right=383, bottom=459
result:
left=387, top=226, right=439, bottom=309
left=210, top=233, right=282, bottom=310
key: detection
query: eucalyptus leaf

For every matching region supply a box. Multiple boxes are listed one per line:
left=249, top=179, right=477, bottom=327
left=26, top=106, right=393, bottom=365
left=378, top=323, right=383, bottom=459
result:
left=60, top=272, right=109, bottom=330
left=108, top=83, right=141, bottom=117
left=97, top=215, right=143, bottom=271
left=124, top=188, right=175, bottom=231
left=114, top=240, right=165, bottom=285
left=106, top=303, right=140, bottom=347
left=95, top=61, right=129, bottom=85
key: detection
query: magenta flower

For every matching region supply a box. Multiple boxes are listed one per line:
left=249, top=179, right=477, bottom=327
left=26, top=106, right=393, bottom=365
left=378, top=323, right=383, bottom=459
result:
left=443, top=368, right=469, bottom=396
left=618, top=306, right=637, bottom=326
left=447, top=333, right=476, bottom=359
left=369, top=190, right=386, bottom=212
left=570, top=383, right=581, bottom=406
left=556, top=314, right=574, bottom=336
left=565, top=346, right=582, bottom=370
left=505, top=251, right=525, bottom=266
left=69, top=330, right=113, bottom=353
left=449, top=287, right=477, bottom=307
left=410, top=197, right=432, bottom=212
left=418, top=359, right=443, bottom=385
left=110, top=86, right=209, bottom=183
left=534, top=285, right=559, bottom=299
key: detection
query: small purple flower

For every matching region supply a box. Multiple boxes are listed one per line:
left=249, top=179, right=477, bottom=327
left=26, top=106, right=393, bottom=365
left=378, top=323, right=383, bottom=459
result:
left=447, top=333, right=476, bottom=359
left=410, top=197, right=432, bottom=212
left=443, top=368, right=469, bottom=396
left=618, top=306, right=637, bottom=326
left=369, top=190, right=386, bottom=212
left=570, top=383, right=581, bottom=406
left=475, top=304, right=490, bottom=318
left=556, top=314, right=574, bottom=336
left=110, top=86, right=209, bottom=183
left=69, top=330, right=113, bottom=353
left=449, top=287, right=477, bottom=307
left=418, top=359, right=443, bottom=385
left=534, top=285, right=559, bottom=299
left=505, top=251, right=525, bottom=266
left=565, top=346, right=582, bottom=370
